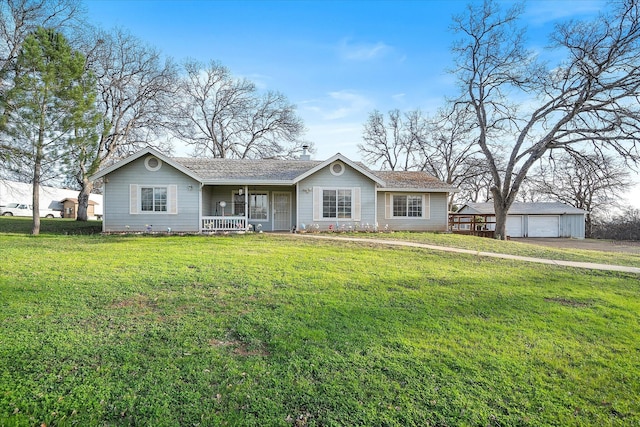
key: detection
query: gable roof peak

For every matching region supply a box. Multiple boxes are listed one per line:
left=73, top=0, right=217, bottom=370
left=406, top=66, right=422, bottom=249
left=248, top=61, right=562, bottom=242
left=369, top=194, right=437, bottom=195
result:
left=91, top=147, right=200, bottom=182
left=292, top=153, right=385, bottom=185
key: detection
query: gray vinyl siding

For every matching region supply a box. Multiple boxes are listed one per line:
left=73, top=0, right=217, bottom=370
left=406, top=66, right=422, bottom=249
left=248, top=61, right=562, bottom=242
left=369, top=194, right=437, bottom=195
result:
left=102, top=156, right=200, bottom=232
left=297, top=163, right=377, bottom=230
left=377, top=191, right=449, bottom=232
left=202, top=185, right=213, bottom=217
left=559, top=214, right=586, bottom=238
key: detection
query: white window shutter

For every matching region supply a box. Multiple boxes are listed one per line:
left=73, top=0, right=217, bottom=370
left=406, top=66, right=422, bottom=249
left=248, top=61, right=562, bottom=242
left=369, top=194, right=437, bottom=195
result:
left=385, top=192, right=392, bottom=219
left=313, top=187, right=321, bottom=221
left=423, top=194, right=430, bottom=219
left=353, top=187, right=361, bottom=221
left=130, top=184, right=138, bottom=214
left=168, top=185, right=178, bottom=214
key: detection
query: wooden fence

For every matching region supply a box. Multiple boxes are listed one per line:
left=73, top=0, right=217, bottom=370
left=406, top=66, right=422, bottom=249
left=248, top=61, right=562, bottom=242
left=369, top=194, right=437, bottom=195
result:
left=448, top=213, right=496, bottom=238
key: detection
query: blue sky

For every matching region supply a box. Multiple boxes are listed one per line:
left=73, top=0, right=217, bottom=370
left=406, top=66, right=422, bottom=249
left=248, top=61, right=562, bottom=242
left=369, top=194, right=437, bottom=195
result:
left=84, top=0, right=640, bottom=207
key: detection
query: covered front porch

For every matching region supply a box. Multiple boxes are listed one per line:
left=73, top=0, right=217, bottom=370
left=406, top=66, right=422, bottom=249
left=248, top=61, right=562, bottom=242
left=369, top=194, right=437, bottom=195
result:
left=200, top=184, right=296, bottom=233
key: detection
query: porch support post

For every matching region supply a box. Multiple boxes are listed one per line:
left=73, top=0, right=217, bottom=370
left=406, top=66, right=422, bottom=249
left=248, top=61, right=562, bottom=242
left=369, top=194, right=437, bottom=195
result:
left=295, top=183, right=299, bottom=232
left=244, top=185, right=248, bottom=226
left=199, top=183, right=204, bottom=233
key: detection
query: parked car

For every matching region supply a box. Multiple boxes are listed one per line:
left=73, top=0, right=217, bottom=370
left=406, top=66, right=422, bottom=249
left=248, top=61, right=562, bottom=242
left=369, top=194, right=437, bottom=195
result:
left=0, top=202, right=60, bottom=218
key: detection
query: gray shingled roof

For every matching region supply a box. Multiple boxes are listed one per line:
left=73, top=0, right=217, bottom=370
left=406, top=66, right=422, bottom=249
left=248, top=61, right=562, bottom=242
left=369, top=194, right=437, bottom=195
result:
left=171, top=156, right=455, bottom=190
left=374, top=171, right=458, bottom=191
left=461, top=202, right=587, bottom=215
left=173, top=158, right=324, bottom=181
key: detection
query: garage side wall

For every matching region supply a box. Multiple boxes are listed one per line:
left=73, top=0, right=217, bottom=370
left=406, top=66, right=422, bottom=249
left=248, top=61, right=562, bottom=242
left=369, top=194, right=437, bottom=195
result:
left=560, top=214, right=586, bottom=239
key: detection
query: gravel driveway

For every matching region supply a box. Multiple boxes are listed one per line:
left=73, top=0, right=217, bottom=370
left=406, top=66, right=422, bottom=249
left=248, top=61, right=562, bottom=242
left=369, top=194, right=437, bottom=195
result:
left=512, top=238, right=640, bottom=254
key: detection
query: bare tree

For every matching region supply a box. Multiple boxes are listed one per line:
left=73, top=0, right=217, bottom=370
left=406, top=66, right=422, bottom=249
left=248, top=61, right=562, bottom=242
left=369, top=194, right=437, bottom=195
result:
left=359, top=105, right=492, bottom=210
left=172, top=59, right=305, bottom=159
left=417, top=104, right=489, bottom=209
left=456, top=164, right=495, bottom=206
left=71, top=28, right=178, bottom=221
left=592, top=207, right=640, bottom=240
left=530, top=150, right=632, bottom=237
left=451, top=0, right=640, bottom=239
left=514, top=176, right=544, bottom=204
left=358, top=109, right=424, bottom=170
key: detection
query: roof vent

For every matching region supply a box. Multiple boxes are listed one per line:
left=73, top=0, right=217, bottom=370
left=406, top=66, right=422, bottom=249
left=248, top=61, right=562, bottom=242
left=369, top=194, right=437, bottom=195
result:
left=300, top=144, right=311, bottom=161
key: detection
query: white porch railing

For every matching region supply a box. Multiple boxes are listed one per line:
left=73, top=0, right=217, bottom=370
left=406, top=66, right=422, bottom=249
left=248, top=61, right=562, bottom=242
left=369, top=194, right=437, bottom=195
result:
left=202, top=216, right=248, bottom=232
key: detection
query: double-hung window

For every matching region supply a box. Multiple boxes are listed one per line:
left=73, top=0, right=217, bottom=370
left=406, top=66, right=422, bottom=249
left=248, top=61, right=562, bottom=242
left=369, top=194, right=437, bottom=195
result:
left=386, top=193, right=429, bottom=219
left=141, top=187, right=167, bottom=212
left=130, top=184, right=177, bottom=214
left=232, top=191, right=245, bottom=216
left=313, top=187, right=361, bottom=221
left=249, top=193, right=268, bottom=220
left=323, top=189, right=352, bottom=219
left=393, top=194, right=422, bottom=217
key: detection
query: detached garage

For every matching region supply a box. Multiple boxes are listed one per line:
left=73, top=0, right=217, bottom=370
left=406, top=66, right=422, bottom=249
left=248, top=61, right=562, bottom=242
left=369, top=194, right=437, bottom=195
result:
left=455, top=202, right=587, bottom=239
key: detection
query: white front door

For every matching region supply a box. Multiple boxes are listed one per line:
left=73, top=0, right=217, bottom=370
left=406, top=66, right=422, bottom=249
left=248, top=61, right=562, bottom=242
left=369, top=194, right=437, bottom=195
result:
left=273, top=192, right=292, bottom=231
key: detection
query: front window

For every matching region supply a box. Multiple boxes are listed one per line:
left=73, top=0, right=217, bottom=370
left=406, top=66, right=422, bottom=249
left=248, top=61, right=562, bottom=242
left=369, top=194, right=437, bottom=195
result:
left=323, top=189, right=352, bottom=218
left=232, top=191, right=245, bottom=216
left=141, top=187, right=167, bottom=212
left=249, top=193, right=268, bottom=220
left=393, top=195, right=422, bottom=217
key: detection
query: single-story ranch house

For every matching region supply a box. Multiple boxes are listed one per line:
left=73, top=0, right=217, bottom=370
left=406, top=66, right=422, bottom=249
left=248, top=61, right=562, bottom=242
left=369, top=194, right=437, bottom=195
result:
left=91, top=148, right=458, bottom=233
left=454, top=202, right=588, bottom=239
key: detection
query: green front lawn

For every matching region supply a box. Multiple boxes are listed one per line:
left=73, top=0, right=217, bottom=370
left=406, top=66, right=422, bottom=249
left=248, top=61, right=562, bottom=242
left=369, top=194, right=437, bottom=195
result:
left=0, top=233, right=638, bottom=426
left=0, top=216, right=102, bottom=235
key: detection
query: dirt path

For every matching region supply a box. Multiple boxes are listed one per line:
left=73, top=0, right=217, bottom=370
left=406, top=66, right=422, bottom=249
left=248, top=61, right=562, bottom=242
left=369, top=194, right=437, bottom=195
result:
left=293, top=234, right=640, bottom=275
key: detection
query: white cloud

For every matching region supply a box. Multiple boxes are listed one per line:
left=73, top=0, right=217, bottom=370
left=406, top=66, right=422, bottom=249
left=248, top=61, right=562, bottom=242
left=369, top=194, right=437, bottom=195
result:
left=304, top=121, right=363, bottom=160
left=297, top=90, right=375, bottom=159
left=301, top=90, right=374, bottom=121
left=235, top=72, right=272, bottom=90
left=525, top=1, right=605, bottom=26
left=338, top=38, right=391, bottom=61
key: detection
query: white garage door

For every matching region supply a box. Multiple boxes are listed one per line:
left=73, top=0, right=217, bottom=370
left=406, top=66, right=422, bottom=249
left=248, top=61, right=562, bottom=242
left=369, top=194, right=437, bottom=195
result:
left=528, top=215, right=559, bottom=237
left=506, top=215, right=523, bottom=237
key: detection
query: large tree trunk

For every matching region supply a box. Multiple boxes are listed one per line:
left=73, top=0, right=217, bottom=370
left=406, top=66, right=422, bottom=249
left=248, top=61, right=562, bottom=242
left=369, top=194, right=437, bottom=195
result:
left=31, top=176, right=41, bottom=236
left=76, top=178, right=93, bottom=221
left=585, top=212, right=593, bottom=238
left=491, top=192, right=513, bottom=240
left=31, top=113, right=46, bottom=236
left=493, top=202, right=509, bottom=240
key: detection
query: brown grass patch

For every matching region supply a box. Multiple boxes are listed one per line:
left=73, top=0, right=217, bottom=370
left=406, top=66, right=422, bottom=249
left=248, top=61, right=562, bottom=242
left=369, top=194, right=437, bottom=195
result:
left=209, top=339, right=270, bottom=356
left=544, top=297, right=594, bottom=308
